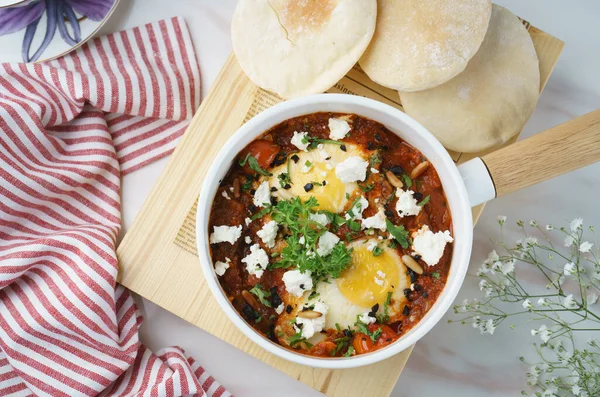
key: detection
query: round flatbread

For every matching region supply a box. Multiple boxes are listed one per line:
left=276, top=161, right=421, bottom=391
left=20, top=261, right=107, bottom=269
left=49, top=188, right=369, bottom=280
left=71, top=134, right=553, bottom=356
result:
left=231, top=0, right=377, bottom=99
left=400, top=5, right=540, bottom=153
left=359, top=0, right=492, bottom=92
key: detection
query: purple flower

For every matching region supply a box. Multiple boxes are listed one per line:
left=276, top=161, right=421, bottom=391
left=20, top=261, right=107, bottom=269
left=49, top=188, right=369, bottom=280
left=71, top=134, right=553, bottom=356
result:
left=0, top=0, right=114, bottom=62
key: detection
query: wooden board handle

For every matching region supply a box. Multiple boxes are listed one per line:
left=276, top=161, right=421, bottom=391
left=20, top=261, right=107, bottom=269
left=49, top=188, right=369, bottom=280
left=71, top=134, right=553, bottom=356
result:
left=481, top=109, right=600, bottom=197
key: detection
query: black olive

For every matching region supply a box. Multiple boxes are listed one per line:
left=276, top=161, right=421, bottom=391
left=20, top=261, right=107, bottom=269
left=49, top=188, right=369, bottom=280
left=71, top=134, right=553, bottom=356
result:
left=343, top=329, right=353, bottom=338
left=270, top=288, right=282, bottom=307
left=403, top=305, right=410, bottom=316
left=322, top=180, right=327, bottom=186
left=414, top=254, right=422, bottom=261
left=270, top=196, right=278, bottom=206
left=271, top=152, right=287, bottom=167
left=413, top=192, right=424, bottom=201
left=291, top=154, right=300, bottom=163
left=369, top=303, right=379, bottom=317
left=340, top=144, right=347, bottom=152
left=250, top=189, right=256, bottom=195
left=286, top=305, right=293, bottom=314
left=384, top=209, right=394, bottom=218
left=267, top=325, right=277, bottom=341
left=242, top=304, right=258, bottom=321
left=390, top=165, right=404, bottom=176
left=299, top=284, right=305, bottom=290
left=403, top=288, right=411, bottom=297
left=303, top=183, right=314, bottom=192
left=367, top=142, right=375, bottom=150
left=407, top=268, right=418, bottom=283
left=248, top=204, right=257, bottom=213
left=423, top=291, right=429, bottom=298
left=375, top=132, right=382, bottom=141
left=414, top=284, right=423, bottom=292
left=381, top=145, right=389, bottom=151
left=270, top=186, right=278, bottom=192
left=325, top=156, right=331, bottom=161
left=284, top=183, right=291, bottom=189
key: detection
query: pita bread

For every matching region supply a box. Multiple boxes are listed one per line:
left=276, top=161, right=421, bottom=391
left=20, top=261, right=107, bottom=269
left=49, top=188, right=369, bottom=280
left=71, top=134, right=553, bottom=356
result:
left=231, top=0, right=377, bottom=99
left=359, top=0, right=492, bottom=92
left=400, top=5, right=540, bottom=153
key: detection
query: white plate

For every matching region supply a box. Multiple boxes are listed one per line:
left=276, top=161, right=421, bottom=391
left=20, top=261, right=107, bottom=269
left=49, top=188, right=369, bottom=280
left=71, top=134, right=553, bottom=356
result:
left=0, top=0, right=119, bottom=63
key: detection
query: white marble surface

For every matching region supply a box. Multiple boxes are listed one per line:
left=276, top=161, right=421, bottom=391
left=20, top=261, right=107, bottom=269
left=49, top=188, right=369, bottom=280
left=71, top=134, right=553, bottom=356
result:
left=100, top=1, right=600, bottom=395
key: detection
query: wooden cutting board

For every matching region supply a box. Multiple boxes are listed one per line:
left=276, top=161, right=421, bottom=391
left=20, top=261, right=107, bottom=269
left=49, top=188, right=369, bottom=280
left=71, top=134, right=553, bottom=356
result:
left=116, top=18, right=563, bottom=397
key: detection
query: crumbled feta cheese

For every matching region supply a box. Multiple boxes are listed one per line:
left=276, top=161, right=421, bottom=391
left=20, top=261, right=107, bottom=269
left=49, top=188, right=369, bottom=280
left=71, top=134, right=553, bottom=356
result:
left=359, top=311, right=376, bottom=325
left=291, top=131, right=309, bottom=151
left=295, top=301, right=328, bottom=339
left=328, top=118, right=351, bottom=140
left=275, top=303, right=285, bottom=315
left=214, top=257, right=231, bottom=276
left=282, top=269, right=313, bottom=297
left=395, top=189, right=421, bottom=218
left=377, top=270, right=386, bottom=279
left=257, top=220, right=278, bottom=248
left=412, top=225, right=454, bottom=267
left=335, top=156, right=368, bottom=183
left=244, top=236, right=251, bottom=244
left=361, top=209, right=387, bottom=231
left=222, top=191, right=230, bottom=200
left=241, top=244, right=269, bottom=278
left=370, top=167, right=379, bottom=174
left=299, top=236, right=306, bottom=245
left=317, top=144, right=324, bottom=150
left=349, top=196, right=369, bottom=219
left=309, top=213, right=330, bottom=226
left=253, top=181, right=271, bottom=207
left=366, top=241, right=378, bottom=251
left=245, top=217, right=252, bottom=226
left=374, top=198, right=380, bottom=204
left=210, top=225, right=242, bottom=244
left=410, top=283, right=415, bottom=291
left=316, top=231, right=340, bottom=256
left=229, top=187, right=234, bottom=192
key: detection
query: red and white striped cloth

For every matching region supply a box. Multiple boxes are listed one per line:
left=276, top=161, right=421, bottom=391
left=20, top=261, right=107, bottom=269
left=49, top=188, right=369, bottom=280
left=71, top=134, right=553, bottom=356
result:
left=0, top=17, right=231, bottom=397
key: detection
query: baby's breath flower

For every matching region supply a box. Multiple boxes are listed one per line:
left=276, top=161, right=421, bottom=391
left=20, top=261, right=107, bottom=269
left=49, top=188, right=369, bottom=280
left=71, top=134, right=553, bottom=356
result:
left=501, top=260, right=515, bottom=275
left=563, top=262, right=577, bottom=275
left=537, top=324, right=552, bottom=343
left=572, top=384, right=582, bottom=396
left=517, top=220, right=524, bottom=227
left=522, top=299, right=533, bottom=310
left=563, top=294, right=577, bottom=309
left=497, top=215, right=506, bottom=225
left=525, top=237, right=538, bottom=247
left=580, top=241, right=593, bottom=253
left=537, top=297, right=549, bottom=306
left=529, top=220, right=538, bottom=227
left=570, top=218, right=583, bottom=231
left=564, top=235, right=575, bottom=247
left=545, top=224, right=554, bottom=231
left=588, top=293, right=598, bottom=305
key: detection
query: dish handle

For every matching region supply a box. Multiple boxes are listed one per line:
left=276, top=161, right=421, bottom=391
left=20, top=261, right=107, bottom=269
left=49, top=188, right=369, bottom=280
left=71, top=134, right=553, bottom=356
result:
left=457, top=109, right=600, bottom=207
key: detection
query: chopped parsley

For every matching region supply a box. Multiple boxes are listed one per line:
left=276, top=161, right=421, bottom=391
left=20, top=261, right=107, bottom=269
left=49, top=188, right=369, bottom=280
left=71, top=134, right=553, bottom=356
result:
left=305, top=160, right=313, bottom=167
left=343, top=346, right=355, bottom=357
left=250, top=284, right=272, bottom=307
left=347, top=219, right=361, bottom=232
left=265, top=197, right=353, bottom=282
left=239, top=153, right=272, bottom=176
left=387, top=240, right=398, bottom=249
left=369, top=152, right=382, bottom=166
left=321, top=210, right=346, bottom=232
left=308, top=137, right=344, bottom=149
left=289, top=331, right=312, bottom=348
left=331, top=336, right=352, bottom=356
left=385, top=219, right=410, bottom=249
left=377, top=291, right=393, bottom=323
left=417, top=195, right=430, bottom=207
left=401, top=174, right=413, bottom=189
left=372, top=245, right=384, bottom=257
left=358, top=183, right=375, bottom=192
left=355, top=316, right=382, bottom=343
left=432, top=271, right=441, bottom=279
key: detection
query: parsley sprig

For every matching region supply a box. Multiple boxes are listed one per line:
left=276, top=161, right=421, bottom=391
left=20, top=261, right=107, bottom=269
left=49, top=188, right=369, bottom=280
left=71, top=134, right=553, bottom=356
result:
left=355, top=316, right=382, bottom=343
left=385, top=219, right=410, bottom=249
left=262, top=197, right=353, bottom=282
left=239, top=153, right=272, bottom=176
left=377, top=291, right=393, bottom=323
left=250, top=284, right=272, bottom=307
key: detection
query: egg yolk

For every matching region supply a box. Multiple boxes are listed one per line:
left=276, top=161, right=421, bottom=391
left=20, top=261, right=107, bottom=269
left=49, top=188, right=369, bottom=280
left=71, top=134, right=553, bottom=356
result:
left=337, top=245, right=399, bottom=308
left=287, top=162, right=346, bottom=213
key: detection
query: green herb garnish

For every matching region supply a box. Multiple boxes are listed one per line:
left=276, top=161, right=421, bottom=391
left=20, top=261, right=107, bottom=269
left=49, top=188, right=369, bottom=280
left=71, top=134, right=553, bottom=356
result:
left=432, top=272, right=441, bottom=279
left=358, top=183, right=375, bottom=192
left=250, top=284, right=272, bottom=307
left=388, top=240, right=398, bottom=249
left=385, top=219, right=410, bottom=249
left=331, top=336, right=352, bottom=356
left=347, top=219, right=361, bottom=232
left=343, top=346, right=355, bottom=357
left=372, top=245, right=384, bottom=257
left=417, top=195, right=430, bottom=207
left=355, top=316, right=382, bottom=343
left=289, top=331, right=312, bottom=348
left=401, top=174, right=412, bottom=189
left=377, top=291, right=393, bottom=323
left=239, top=153, right=272, bottom=176
left=369, top=152, right=382, bottom=166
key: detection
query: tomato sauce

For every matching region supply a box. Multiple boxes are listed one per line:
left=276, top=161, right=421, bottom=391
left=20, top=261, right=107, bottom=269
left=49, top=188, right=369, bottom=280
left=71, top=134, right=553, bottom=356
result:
left=208, top=112, right=453, bottom=357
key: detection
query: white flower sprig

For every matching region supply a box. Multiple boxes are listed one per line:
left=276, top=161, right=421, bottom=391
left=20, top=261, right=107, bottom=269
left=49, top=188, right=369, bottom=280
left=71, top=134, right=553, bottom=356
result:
left=452, top=217, right=600, bottom=397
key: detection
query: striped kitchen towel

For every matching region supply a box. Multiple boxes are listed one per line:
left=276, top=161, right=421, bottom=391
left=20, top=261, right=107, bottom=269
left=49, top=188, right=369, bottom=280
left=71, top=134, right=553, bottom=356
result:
left=0, top=17, right=231, bottom=397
